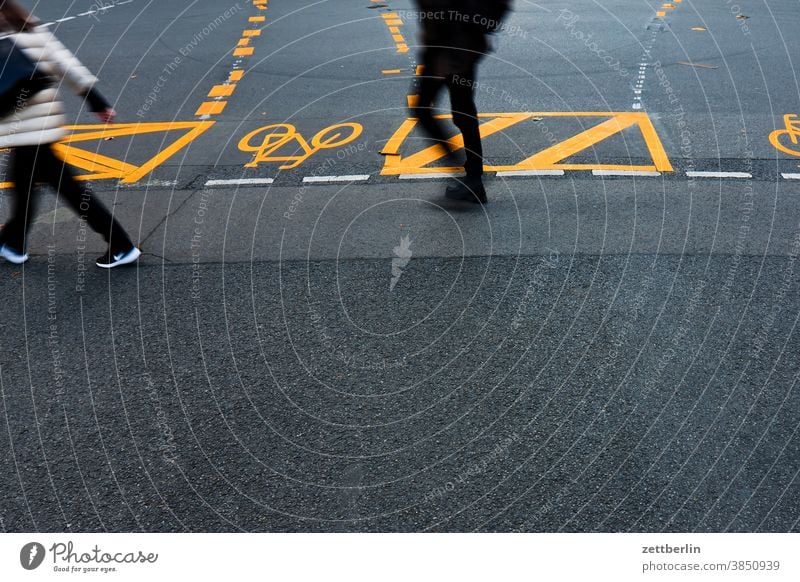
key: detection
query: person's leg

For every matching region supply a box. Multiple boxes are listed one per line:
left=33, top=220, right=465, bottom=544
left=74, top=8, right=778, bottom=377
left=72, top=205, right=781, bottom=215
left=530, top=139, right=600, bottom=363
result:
left=37, top=145, right=134, bottom=253
left=0, top=146, right=40, bottom=253
left=413, top=49, right=454, bottom=160
left=448, top=62, right=483, bottom=178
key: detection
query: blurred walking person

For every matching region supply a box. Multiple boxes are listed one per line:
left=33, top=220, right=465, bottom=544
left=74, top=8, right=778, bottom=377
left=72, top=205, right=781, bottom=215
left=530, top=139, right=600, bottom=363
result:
left=0, top=0, right=140, bottom=268
left=412, top=0, right=511, bottom=204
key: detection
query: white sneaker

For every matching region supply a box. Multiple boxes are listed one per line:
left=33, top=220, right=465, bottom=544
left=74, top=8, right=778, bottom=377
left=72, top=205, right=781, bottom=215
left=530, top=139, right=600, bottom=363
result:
left=96, top=246, right=141, bottom=269
left=0, top=244, right=29, bottom=264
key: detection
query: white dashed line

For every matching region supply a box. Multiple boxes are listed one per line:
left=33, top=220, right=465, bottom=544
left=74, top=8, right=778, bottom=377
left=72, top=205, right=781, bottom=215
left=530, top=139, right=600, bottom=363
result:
left=686, top=171, right=752, bottom=179
left=593, top=170, right=662, bottom=177
left=399, top=172, right=465, bottom=180
left=302, top=175, right=370, bottom=183
left=205, top=178, right=274, bottom=187
left=496, top=170, right=565, bottom=177
left=55, top=16, right=76, bottom=23
left=781, top=173, right=800, bottom=180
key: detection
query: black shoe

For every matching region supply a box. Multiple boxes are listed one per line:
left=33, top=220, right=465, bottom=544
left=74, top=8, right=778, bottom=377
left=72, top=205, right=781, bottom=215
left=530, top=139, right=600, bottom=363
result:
left=445, top=176, right=487, bottom=204
left=96, top=245, right=141, bottom=269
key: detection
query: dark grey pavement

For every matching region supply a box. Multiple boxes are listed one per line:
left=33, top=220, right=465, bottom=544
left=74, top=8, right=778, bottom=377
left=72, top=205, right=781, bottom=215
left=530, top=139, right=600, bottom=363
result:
left=1, top=0, right=799, bottom=533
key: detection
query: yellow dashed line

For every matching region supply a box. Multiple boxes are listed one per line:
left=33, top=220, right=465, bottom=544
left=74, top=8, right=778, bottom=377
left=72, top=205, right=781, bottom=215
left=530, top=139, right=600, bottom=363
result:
left=196, top=101, right=227, bottom=116
left=208, top=84, right=236, bottom=98
left=195, top=1, right=266, bottom=117
left=382, top=69, right=402, bottom=75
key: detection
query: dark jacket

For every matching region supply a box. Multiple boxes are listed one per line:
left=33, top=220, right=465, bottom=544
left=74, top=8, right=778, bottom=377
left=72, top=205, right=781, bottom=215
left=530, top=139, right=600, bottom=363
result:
left=414, top=0, right=511, bottom=52
left=414, top=0, right=511, bottom=75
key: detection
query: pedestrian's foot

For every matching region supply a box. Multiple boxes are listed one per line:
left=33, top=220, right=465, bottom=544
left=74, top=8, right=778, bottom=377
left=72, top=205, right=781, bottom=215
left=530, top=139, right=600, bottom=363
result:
left=445, top=176, right=487, bottom=204
left=0, top=243, right=29, bottom=265
left=96, top=245, right=141, bottom=269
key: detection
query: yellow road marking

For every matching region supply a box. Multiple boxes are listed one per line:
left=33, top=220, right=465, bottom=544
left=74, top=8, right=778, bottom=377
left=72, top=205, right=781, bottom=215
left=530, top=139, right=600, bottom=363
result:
left=380, top=112, right=673, bottom=174
left=233, top=47, right=254, bottom=56
left=195, top=101, right=227, bottom=116
left=47, top=122, right=215, bottom=184
left=656, top=11, right=666, bottom=17
left=229, top=70, right=245, bottom=81
left=208, top=84, right=235, bottom=98
left=249, top=16, right=265, bottom=22
left=237, top=38, right=251, bottom=46
left=407, top=95, right=419, bottom=108
left=382, top=69, right=402, bottom=74
left=239, top=122, right=363, bottom=169
left=243, top=29, right=261, bottom=36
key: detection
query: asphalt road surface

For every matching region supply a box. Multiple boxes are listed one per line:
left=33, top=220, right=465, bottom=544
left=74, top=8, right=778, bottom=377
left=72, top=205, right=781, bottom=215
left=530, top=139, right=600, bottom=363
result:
left=1, top=0, right=800, bottom=533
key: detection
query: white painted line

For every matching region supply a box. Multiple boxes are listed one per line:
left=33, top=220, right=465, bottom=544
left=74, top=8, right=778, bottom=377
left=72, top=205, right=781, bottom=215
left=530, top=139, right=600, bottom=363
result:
left=781, top=173, right=800, bottom=180
left=496, top=170, right=565, bottom=177
left=593, top=170, right=661, bottom=177
left=56, top=16, right=76, bottom=22
left=302, top=175, right=370, bottom=183
left=205, top=178, right=274, bottom=187
left=399, top=172, right=465, bottom=180
left=686, top=171, right=752, bottom=179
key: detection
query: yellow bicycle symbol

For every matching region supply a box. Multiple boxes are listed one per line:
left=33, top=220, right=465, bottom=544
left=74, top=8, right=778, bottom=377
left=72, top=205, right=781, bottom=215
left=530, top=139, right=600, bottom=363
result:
left=238, top=122, right=363, bottom=169
left=769, top=114, right=800, bottom=157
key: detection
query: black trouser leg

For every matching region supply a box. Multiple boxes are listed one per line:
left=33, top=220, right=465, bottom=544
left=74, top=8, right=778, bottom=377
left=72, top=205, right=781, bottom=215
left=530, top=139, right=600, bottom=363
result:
left=448, top=67, right=483, bottom=177
left=1, top=146, right=40, bottom=253
left=413, top=50, right=452, bottom=156
left=38, top=145, right=133, bottom=253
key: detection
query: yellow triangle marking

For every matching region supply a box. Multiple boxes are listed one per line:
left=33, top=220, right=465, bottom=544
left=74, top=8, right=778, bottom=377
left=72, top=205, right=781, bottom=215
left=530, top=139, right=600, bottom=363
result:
left=51, top=121, right=215, bottom=184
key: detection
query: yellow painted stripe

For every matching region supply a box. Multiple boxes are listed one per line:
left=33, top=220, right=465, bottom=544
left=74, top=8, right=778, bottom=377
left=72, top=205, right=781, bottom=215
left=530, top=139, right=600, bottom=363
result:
left=389, top=26, right=401, bottom=34
left=208, top=84, right=235, bottom=98
left=249, top=16, right=265, bottom=22
left=382, top=69, right=402, bottom=74
left=392, top=34, right=405, bottom=43
left=656, top=11, right=666, bottom=17
left=416, top=65, right=425, bottom=75
left=397, top=44, right=409, bottom=53
left=234, top=47, right=255, bottom=56
left=407, top=95, right=419, bottom=108
left=195, top=101, right=227, bottom=116
left=382, top=13, right=399, bottom=19
left=385, top=19, right=403, bottom=26
left=238, top=38, right=251, bottom=46
left=229, top=70, right=245, bottom=81
left=0, top=181, right=14, bottom=189
left=243, top=29, right=262, bottom=36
